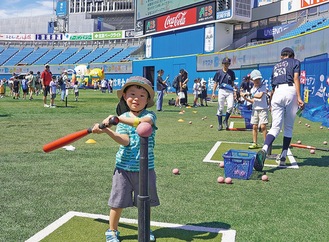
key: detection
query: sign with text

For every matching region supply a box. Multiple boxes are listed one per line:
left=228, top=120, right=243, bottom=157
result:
left=56, top=0, right=68, bottom=17
left=197, top=2, right=215, bottom=23
left=36, top=34, right=63, bottom=41
left=0, top=34, right=35, bottom=41
left=63, top=33, right=93, bottom=41
left=93, top=31, right=124, bottom=40
left=156, top=7, right=197, bottom=32
left=143, top=2, right=216, bottom=34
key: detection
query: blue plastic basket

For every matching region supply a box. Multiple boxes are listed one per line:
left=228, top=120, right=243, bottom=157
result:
left=241, top=109, right=252, bottom=129
left=222, top=149, right=256, bottom=180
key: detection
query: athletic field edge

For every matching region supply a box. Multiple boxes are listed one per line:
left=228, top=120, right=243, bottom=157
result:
left=25, top=211, right=236, bottom=242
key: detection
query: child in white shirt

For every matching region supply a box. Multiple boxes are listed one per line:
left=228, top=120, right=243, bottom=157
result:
left=242, top=70, right=269, bottom=149
left=192, top=78, right=201, bottom=107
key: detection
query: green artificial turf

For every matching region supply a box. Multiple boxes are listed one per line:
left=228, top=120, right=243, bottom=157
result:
left=1, top=90, right=329, bottom=241
left=41, top=216, right=222, bottom=241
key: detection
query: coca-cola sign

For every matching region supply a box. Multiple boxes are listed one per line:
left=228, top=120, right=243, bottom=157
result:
left=157, top=8, right=197, bottom=32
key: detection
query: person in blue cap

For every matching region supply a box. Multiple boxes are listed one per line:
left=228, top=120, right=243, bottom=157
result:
left=212, top=57, right=236, bottom=130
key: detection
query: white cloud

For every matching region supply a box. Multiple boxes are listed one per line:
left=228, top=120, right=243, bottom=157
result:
left=0, top=0, right=54, bottom=19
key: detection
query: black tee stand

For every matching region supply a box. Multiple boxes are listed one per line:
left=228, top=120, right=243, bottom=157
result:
left=138, top=135, right=150, bottom=242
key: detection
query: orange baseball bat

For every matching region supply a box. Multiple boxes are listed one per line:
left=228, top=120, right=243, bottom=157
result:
left=290, top=143, right=329, bottom=152
left=43, top=116, right=119, bottom=153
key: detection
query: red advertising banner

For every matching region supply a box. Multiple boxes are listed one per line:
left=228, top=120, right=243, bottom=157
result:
left=301, top=0, right=329, bottom=8
left=156, top=8, right=197, bottom=32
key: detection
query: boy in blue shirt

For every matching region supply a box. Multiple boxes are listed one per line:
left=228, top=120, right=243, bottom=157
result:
left=92, top=76, right=159, bottom=242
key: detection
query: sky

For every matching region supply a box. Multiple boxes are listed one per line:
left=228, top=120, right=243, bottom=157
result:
left=0, top=0, right=54, bottom=19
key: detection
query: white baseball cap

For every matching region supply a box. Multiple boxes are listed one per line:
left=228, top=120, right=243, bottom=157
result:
left=250, top=70, right=262, bottom=80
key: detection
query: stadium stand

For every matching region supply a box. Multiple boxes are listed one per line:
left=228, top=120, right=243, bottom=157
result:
left=278, top=18, right=328, bottom=40
left=3, top=47, right=34, bottom=66
left=109, top=46, right=138, bottom=62
left=61, top=48, right=92, bottom=64
left=316, top=18, right=329, bottom=28
left=33, top=48, right=64, bottom=65
left=20, top=48, right=50, bottom=65
left=77, top=47, right=109, bottom=64
left=92, top=47, right=123, bottom=63
left=48, top=47, right=79, bottom=65
left=0, top=47, right=19, bottom=65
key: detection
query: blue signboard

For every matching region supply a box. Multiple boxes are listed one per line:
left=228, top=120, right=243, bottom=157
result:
left=56, top=0, right=67, bottom=17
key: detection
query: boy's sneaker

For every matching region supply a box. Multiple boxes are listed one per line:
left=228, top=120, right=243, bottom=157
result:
left=276, top=155, right=286, bottom=166
left=218, top=124, right=223, bottom=131
left=50, top=105, right=56, bottom=108
left=44, top=104, right=50, bottom=108
left=105, top=229, right=120, bottom=242
left=249, top=143, right=259, bottom=149
left=150, top=230, right=156, bottom=242
left=254, top=149, right=266, bottom=171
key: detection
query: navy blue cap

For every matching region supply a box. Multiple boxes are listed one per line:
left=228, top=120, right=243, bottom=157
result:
left=222, top=57, right=231, bottom=64
left=281, top=47, right=294, bottom=56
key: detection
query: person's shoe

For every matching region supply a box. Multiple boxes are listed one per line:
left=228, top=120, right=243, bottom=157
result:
left=50, top=105, right=56, bottom=108
left=105, top=229, right=120, bottom=242
left=218, top=125, right=223, bottom=131
left=44, top=104, right=50, bottom=108
left=150, top=230, right=156, bottom=242
left=249, top=143, right=260, bottom=149
left=254, top=149, right=266, bottom=171
left=276, top=155, right=286, bottom=166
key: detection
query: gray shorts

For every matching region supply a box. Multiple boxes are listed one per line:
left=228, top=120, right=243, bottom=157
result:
left=251, top=109, right=268, bottom=125
left=108, top=168, right=160, bottom=208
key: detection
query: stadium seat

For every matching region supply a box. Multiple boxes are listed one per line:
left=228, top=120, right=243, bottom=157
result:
left=109, top=46, right=138, bottom=62
left=20, top=48, right=50, bottom=65
left=48, top=47, right=79, bottom=64
left=78, top=47, right=109, bottom=64
left=0, top=47, right=20, bottom=65
left=92, top=47, right=123, bottom=63
left=278, top=18, right=327, bottom=40
left=62, top=48, right=92, bottom=64
left=4, top=47, right=34, bottom=66
left=34, top=48, right=64, bottom=65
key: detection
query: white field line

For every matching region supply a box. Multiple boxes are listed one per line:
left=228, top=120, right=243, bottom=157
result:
left=25, top=211, right=236, bottom=242
left=203, top=141, right=299, bottom=169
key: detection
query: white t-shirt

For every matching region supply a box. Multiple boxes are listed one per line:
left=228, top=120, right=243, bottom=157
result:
left=251, top=84, right=268, bottom=110
left=193, top=83, right=201, bottom=95
left=101, top=79, right=107, bottom=88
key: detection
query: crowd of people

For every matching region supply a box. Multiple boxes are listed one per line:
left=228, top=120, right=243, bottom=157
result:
left=0, top=65, right=115, bottom=107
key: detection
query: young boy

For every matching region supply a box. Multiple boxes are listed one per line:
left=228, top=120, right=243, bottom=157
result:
left=200, top=79, right=208, bottom=107
left=92, top=76, right=159, bottom=242
left=73, top=81, right=79, bottom=101
left=241, top=70, right=268, bottom=149
left=192, top=78, right=201, bottom=107
left=13, top=76, right=20, bottom=99
left=49, top=76, right=57, bottom=108
left=21, top=76, right=29, bottom=100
